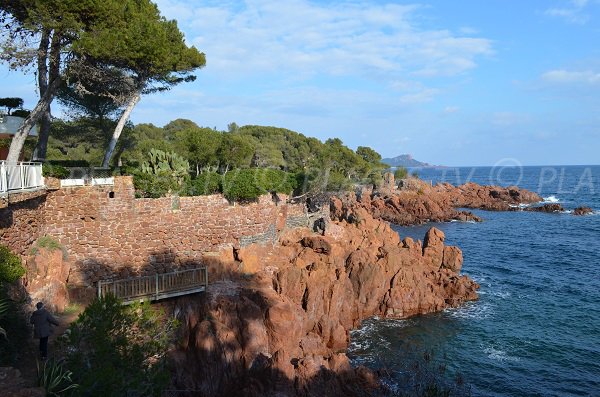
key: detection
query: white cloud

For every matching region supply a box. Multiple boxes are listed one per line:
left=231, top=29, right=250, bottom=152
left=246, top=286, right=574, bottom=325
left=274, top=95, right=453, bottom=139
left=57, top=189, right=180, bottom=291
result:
left=444, top=106, right=460, bottom=113
left=155, top=0, right=492, bottom=83
left=541, top=69, right=600, bottom=84
left=544, top=0, right=593, bottom=24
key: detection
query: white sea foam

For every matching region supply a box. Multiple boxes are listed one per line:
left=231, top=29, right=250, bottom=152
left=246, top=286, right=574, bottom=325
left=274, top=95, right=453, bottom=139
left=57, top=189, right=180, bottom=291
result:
left=543, top=195, right=560, bottom=203
left=483, top=347, right=520, bottom=362
left=509, top=202, right=532, bottom=209
left=490, top=290, right=511, bottom=299
left=445, top=302, right=494, bottom=320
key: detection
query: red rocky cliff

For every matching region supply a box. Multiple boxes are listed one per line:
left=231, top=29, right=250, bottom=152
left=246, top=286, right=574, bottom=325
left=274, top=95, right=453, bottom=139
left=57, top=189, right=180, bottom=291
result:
left=169, top=195, right=478, bottom=396
left=365, top=178, right=542, bottom=225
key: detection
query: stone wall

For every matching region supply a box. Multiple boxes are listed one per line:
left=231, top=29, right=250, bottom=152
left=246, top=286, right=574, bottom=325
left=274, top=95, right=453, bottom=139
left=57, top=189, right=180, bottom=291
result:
left=0, top=193, right=47, bottom=255
left=1, top=176, right=312, bottom=286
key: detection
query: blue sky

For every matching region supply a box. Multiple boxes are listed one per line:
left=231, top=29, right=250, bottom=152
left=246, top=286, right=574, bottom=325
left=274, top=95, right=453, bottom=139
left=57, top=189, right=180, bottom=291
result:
left=1, top=0, right=599, bottom=166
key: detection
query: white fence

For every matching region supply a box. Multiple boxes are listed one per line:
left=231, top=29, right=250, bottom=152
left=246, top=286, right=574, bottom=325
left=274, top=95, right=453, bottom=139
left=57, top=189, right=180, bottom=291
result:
left=0, top=161, right=44, bottom=195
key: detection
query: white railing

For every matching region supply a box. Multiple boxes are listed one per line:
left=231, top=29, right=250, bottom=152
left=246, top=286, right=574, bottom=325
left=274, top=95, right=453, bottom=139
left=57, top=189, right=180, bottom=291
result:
left=0, top=161, right=44, bottom=195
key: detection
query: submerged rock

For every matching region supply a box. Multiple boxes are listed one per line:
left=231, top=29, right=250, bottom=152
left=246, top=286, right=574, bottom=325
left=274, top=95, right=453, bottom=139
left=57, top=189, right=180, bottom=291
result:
left=573, top=206, right=593, bottom=216
left=525, top=203, right=564, bottom=213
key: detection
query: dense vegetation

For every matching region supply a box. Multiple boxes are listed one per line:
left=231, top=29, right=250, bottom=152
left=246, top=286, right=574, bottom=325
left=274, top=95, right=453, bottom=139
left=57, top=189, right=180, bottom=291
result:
left=41, top=118, right=388, bottom=200
left=0, top=245, right=25, bottom=284
left=60, top=295, right=177, bottom=397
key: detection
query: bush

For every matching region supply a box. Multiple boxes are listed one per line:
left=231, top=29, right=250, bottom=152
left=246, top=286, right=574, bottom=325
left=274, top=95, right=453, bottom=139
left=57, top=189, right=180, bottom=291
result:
left=221, top=168, right=297, bottom=201
left=42, top=163, right=69, bottom=179
left=187, top=172, right=222, bottom=195
left=47, top=160, right=90, bottom=168
left=133, top=172, right=183, bottom=198
left=325, top=171, right=353, bottom=192
left=0, top=289, right=29, bottom=365
left=394, top=167, right=408, bottom=180
left=63, top=295, right=177, bottom=397
left=254, top=168, right=297, bottom=194
left=222, top=169, right=264, bottom=201
left=0, top=245, right=25, bottom=284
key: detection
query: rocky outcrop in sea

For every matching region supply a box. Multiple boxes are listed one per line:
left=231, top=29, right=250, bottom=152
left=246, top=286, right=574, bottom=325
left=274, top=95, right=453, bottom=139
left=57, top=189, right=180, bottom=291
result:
left=168, top=194, right=478, bottom=396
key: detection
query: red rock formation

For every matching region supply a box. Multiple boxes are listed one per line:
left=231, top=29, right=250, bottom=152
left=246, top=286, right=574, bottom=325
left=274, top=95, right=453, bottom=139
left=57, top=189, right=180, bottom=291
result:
left=524, top=203, right=564, bottom=213
left=358, top=178, right=542, bottom=225
left=573, top=206, right=593, bottom=216
left=169, top=197, right=478, bottom=396
left=24, top=247, right=71, bottom=312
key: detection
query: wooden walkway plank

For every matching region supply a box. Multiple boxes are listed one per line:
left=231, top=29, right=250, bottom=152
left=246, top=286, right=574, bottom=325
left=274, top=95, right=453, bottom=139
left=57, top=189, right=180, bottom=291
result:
left=97, top=267, right=208, bottom=304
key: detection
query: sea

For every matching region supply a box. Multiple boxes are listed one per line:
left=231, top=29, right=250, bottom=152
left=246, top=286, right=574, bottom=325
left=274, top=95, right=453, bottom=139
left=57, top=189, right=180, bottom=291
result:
left=347, top=165, right=600, bottom=397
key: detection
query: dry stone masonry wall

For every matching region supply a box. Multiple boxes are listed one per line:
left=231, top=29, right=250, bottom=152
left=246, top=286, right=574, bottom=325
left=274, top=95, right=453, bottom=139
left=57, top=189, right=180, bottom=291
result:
left=0, top=176, right=312, bottom=287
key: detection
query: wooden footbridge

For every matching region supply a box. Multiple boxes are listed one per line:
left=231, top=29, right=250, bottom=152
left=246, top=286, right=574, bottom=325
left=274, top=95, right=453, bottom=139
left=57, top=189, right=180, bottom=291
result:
left=97, top=267, right=208, bottom=304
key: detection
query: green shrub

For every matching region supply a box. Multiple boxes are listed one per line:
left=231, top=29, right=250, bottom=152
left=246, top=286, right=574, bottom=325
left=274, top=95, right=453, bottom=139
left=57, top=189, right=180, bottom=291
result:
left=394, top=167, right=408, bottom=180
left=47, top=160, right=90, bottom=168
left=187, top=172, right=222, bottom=195
left=0, top=245, right=25, bottom=284
left=133, top=172, right=183, bottom=198
left=42, top=163, right=69, bottom=179
left=64, top=295, right=177, bottom=397
left=221, top=168, right=297, bottom=201
left=367, top=171, right=383, bottom=188
left=222, top=169, right=264, bottom=201
left=254, top=168, right=297, bottom=194
left=325, top=170, right=353, bottom=192
left=0, top=289, right=29, bottom=365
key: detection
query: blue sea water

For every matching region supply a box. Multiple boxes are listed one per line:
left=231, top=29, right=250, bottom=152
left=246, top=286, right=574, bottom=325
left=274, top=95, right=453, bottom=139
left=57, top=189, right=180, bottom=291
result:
left=348, top=165, right=600, bottom=396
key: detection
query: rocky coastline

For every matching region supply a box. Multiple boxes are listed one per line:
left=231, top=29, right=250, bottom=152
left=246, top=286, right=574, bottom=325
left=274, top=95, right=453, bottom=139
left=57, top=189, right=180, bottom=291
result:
left=166, top=181, right=543, bottom=396
left=2, top=179, right=548, bottom=397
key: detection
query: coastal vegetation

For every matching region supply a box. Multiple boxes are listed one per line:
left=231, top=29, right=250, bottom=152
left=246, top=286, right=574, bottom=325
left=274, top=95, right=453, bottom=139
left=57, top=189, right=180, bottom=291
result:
left=0, top=246, right=29, bottom=367
left=36, top=116, right=388, bottom=200
left=0, top=244, right=25, bottom=284
left=60, top=295, right=176, bottom=396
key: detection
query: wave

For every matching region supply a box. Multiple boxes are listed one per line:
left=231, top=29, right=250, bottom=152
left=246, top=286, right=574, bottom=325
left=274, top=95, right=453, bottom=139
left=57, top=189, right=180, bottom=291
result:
left=509, top=203, right=532, bottom=209
left=543, top=195, right=560, bottom=203
left=445, top=302, right=494, bottom=320
left=483, top=346, right=520, bottom=362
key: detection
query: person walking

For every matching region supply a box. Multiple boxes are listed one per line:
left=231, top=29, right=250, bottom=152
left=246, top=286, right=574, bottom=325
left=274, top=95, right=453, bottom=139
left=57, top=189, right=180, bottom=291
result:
left=30, top=302, right=59, bottom=360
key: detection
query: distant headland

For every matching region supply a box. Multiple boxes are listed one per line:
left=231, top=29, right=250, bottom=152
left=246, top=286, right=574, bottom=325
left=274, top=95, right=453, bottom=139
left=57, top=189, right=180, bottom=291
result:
left=382, top=154, right=440, bottom=168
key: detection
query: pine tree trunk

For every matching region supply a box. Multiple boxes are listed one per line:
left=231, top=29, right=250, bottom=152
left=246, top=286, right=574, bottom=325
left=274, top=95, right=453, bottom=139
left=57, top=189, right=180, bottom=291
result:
left=102, top=91, right=141, bottom=168
left=32, top=31, right=60, bottom=162
left=6, top=78, right=60, bottom=163
left=32, top=110, right=51, bottom=161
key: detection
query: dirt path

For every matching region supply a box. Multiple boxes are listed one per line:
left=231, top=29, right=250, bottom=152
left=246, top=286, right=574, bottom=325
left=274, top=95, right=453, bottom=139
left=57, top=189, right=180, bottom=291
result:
left=16, top=308, right=83, bottom=386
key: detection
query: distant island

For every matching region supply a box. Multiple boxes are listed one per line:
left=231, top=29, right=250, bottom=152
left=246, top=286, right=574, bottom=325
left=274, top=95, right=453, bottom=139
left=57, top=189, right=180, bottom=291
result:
left=382, top=154, right=435, bottom=167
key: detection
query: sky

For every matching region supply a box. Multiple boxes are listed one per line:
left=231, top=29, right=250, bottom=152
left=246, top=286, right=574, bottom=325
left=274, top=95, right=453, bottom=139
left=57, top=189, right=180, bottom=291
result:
left=1, top=0, right=599, bottom=166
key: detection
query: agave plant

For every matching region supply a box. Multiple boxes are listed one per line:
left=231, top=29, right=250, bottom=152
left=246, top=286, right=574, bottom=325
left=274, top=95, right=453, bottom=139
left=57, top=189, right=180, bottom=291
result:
left=37, top=358, right=79, bottom=396
left=0, top=298, right=7, bottom=339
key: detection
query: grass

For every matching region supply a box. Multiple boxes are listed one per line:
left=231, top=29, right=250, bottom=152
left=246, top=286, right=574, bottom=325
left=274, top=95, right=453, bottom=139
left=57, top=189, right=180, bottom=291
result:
left=30, top=236, right=68, bottom=260
left=61, top=303, right=83, bottom=316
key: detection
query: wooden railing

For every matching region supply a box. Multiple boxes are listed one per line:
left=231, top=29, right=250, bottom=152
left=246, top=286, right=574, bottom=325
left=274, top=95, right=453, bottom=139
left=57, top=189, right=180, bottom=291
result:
left=97, top=267, right=208, bottom=304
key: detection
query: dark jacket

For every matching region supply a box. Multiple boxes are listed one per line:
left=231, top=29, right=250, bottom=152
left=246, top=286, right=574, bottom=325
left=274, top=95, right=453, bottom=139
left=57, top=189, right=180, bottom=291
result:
left=30, top=308, right=59, bottom=338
